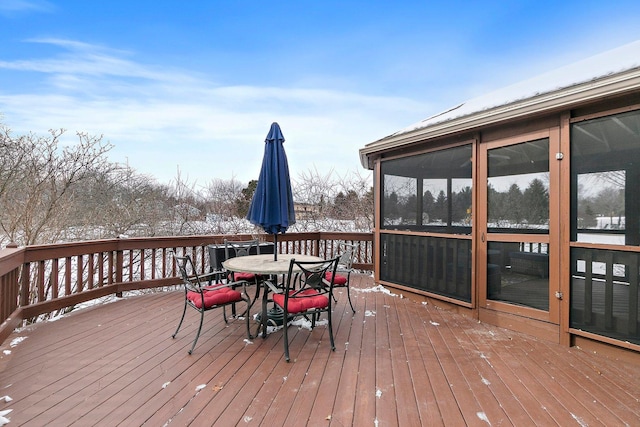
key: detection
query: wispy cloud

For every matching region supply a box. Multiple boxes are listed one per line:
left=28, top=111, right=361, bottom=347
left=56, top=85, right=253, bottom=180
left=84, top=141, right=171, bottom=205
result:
left=0, top=38, right=177, bottom=84
left=0, top=39, right=431, bottom=185
left=0, top=0, right=53, bottom=15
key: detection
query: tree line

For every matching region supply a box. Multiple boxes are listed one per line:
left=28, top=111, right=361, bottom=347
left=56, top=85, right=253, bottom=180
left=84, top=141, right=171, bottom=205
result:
left=0, top=123, right=373, bottom=248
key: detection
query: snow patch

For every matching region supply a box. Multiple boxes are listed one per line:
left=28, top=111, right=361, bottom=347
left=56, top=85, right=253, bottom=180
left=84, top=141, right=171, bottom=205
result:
left=571, top=413, right=588, bottom=427
left=355, top=285, right=397, bottom=297
left=9, top=337, right=26, bottom=347
left=480, top=353, right=494, bottom=368
left=291, top=317, right=327, bottom=331
left=476, top=412, right=491, bottom=425
left=0, top=409, right=12, bottom=426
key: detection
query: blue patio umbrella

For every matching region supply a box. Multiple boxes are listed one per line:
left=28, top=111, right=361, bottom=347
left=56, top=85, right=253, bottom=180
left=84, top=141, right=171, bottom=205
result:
left=247, top=122, right=296, bottom=260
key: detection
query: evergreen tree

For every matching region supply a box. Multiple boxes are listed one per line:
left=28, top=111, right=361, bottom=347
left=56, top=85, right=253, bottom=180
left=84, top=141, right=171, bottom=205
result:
left=434, top=190, right=447, bottom=222
left=523, top=178, right=549, bottom=224
left=506, top=183, right=524, bottom=223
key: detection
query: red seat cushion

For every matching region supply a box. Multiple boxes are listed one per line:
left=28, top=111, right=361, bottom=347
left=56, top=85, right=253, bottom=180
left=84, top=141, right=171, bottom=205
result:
left=229, top=272, right=257, bottom=282
left=187, top=287, right=242, bottom=309
left=325, top=272, right=347, bottom=286
left=273, top=289, right=329, bottom=314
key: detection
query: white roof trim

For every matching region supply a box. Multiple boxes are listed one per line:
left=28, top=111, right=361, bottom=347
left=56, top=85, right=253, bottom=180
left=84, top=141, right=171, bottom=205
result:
left=360, top=40, right=640, bottom=169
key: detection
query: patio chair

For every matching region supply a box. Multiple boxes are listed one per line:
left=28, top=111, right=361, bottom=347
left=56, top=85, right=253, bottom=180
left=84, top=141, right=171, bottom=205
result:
left=224, top=238, right=263, bottom=311
left=269, top=256, right=340, bottom=362
left=224, top=239, right=261, bottom=283
left=206, top=244, right=227, bottom=286
left=171, top=252, right=251, bottom=355
left=325, top=243, right=357, bottom=312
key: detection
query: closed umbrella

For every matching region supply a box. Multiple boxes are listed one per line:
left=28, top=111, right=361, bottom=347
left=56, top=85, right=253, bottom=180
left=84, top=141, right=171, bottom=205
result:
left=247, top=122, right=296, bottom=260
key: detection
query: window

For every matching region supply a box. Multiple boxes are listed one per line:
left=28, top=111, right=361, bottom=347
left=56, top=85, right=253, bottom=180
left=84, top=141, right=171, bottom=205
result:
left=487, top=138, right=549, bottom=233
left=381, top=145, right=472, bottom=234
left=571, top=109, right=640, bottom=246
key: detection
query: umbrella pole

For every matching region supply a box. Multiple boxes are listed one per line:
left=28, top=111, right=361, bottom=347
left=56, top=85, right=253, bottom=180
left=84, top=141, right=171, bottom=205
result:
left=274, top=234, right=278, bottom=261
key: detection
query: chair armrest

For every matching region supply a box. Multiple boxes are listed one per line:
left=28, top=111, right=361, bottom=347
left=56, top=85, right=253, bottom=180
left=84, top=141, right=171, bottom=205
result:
left=186, top=270, right=224, bottom=282
left=264, top=280, right=283, bottom=294
left=201, top=270, right=225, bottom=279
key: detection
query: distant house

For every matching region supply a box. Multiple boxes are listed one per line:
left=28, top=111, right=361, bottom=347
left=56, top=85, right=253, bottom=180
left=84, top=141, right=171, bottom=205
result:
left=360, top=41, right=640, bottom=357
left=294, top=202, right=320, bottom=219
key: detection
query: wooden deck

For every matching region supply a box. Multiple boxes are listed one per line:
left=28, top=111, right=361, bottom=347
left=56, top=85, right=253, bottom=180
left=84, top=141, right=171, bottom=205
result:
left=1, top=274, right=639, bottom=426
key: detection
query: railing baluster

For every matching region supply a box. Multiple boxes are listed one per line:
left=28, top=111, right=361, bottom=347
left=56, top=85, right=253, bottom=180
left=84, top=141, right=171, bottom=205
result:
left=87, top=254, right=94, bottom=289
left=38, top=260, right=45, bottom=303
left=77, top=255, right=84, bottom=293
left=20, top=263, right=30, bottom=307
left=629, top=255, right=639, bottom=335
left=98, top=252, right=105, bottom=287
left=604, top=251, right=614, bottom=330
left=51, top=258, right=59, bottom=300
left=64, top=257, right=72, bottom=296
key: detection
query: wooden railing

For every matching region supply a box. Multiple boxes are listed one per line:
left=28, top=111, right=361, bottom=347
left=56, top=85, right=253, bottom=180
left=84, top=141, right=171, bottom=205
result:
left=570, top=247, right=639, bottom=344
left=0, top=232, right=373, bottom=345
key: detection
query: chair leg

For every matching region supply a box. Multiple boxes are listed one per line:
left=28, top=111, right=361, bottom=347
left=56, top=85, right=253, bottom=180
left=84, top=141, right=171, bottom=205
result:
left=283, top=310, right=290, bottom=362
left=188, top=309, right=205, bottom=355
left=245, top=298, right=253, bottom=339
left=233, top=279, right=259, bottom=319
left=172, top=296, right=188, bottom=339
left=346, top=285, right=355, bottom=313
left=250, top=278, right=261, bottom=307
left=328, top=305, right=335, bottom=351
left=260, top=289, right=269, bottom=339
left=346, top=272, right=355, bottom=313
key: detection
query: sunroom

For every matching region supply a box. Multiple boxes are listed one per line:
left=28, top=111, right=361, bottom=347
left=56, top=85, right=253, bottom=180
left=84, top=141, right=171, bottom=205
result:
left=360, top=41, right=640, bottom=356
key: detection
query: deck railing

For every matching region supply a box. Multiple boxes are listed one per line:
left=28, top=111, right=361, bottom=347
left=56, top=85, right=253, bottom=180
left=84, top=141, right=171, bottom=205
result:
left=0, top=232, right=373, bottom=345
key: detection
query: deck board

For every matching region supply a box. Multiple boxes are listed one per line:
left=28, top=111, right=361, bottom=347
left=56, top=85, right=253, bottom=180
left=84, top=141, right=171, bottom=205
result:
left=0, top=274, right=639, bottom=426
left=351, top=287, right=378, bottom=425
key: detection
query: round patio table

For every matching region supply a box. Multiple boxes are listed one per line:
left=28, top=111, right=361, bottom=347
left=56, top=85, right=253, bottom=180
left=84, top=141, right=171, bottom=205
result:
left=223, top=254, right=324, bottom=337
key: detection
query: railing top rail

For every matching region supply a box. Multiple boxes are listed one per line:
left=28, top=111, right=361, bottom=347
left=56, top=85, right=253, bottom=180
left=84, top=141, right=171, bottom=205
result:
left=0, top=246, right=25, bottom=276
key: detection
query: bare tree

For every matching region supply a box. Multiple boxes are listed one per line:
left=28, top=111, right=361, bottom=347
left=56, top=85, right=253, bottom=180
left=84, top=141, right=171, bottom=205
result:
left=203, top=177, right=261, bottom=235
left=70, top=164, right=173, bottom=239
left=0, top=126, right=114, bottom=246
left=164, top=168, right=211, bottom=235
left=292, top=168, right=373, bottom=232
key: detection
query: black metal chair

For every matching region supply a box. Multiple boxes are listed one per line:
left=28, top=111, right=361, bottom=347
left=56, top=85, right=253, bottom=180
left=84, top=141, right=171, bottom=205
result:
left=223, top=239, right=263, bottom=311
left=269, top=256, right=340, bottom=362
left=171, top=252, right=251, bottom=354
left=325, top=243, right=357, bottom=312
left=206, top=244, right=227, bottom=286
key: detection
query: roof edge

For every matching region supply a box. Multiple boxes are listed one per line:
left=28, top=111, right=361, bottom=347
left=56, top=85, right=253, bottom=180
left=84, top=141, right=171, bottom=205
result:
left=359, top=67, right=640, bottom=169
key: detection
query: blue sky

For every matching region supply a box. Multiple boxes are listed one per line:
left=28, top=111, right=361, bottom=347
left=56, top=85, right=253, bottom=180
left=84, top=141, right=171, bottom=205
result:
left=2, top=1, right=640, bottom=187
